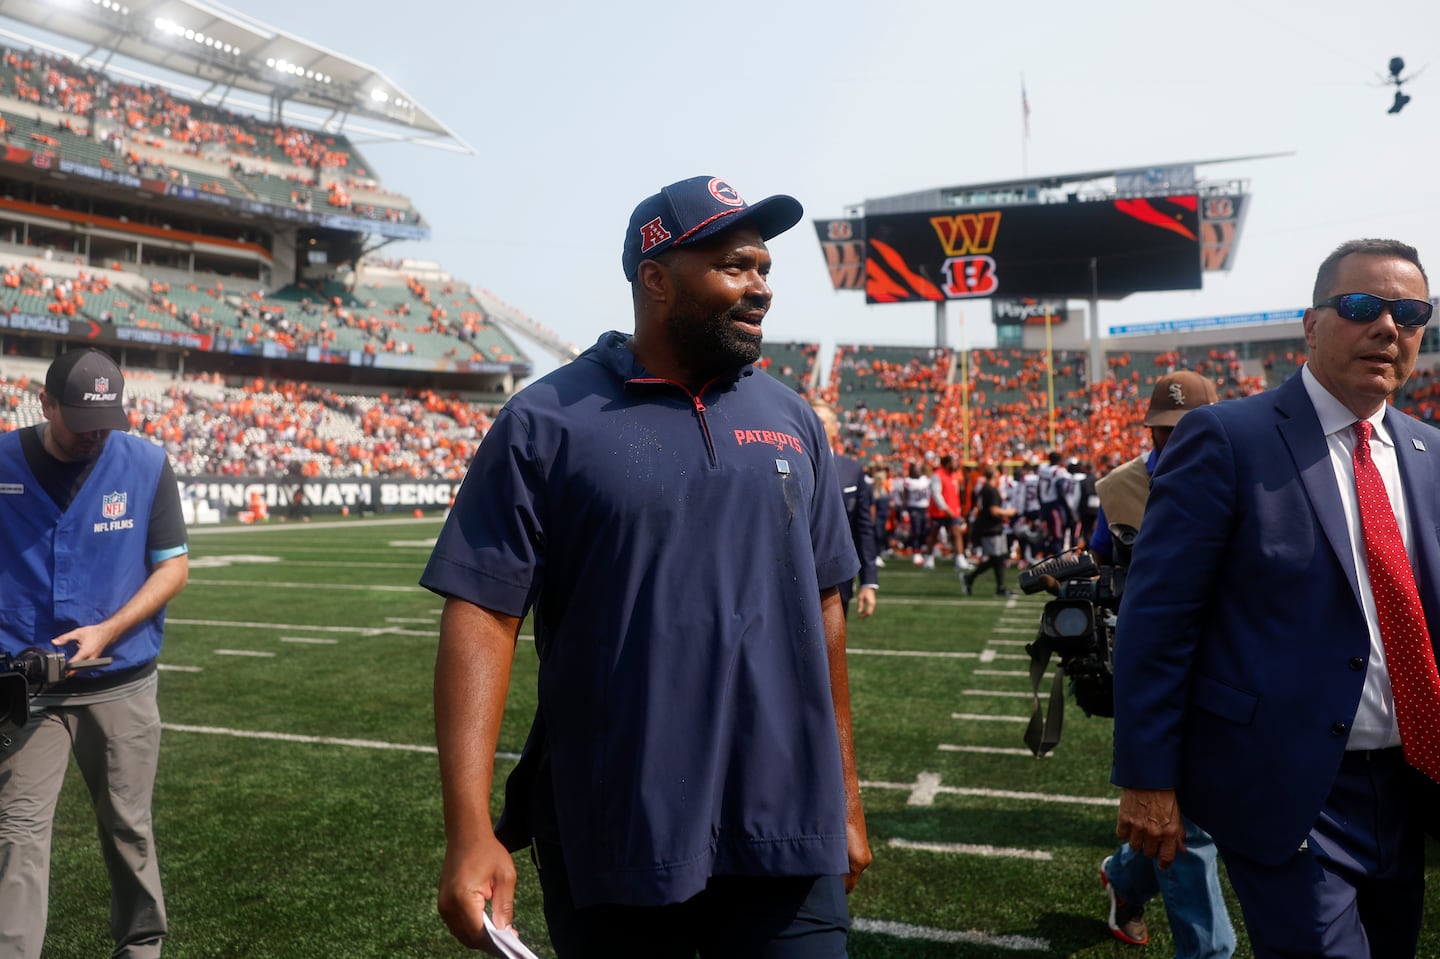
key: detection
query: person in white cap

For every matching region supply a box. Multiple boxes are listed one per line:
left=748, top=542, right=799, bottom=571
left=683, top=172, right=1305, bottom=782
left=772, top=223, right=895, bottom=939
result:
left=0, top=348, right=189, bottom=959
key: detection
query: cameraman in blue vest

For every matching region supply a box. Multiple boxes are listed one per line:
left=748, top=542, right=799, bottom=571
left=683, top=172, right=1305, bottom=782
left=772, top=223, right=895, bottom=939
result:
left=0, top=349, right=189, bottom=959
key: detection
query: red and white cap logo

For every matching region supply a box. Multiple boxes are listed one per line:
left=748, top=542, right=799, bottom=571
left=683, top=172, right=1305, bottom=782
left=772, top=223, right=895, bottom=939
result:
left=709, top=178, right=745, bottom=207
left=638, top=216, right=672, bottom=254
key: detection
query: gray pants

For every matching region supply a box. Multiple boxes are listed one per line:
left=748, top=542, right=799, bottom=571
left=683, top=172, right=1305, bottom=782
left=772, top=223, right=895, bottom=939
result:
left=0, top=674, right=166, bottom=959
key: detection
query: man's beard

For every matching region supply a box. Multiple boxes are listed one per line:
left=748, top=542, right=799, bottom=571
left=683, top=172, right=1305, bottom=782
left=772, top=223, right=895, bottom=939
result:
left=668, top=294, right=764, bottom=379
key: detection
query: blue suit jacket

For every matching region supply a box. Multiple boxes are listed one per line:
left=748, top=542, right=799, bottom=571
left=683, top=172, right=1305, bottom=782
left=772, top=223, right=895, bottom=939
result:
left=834, top=453, right=877, bottom=608
left=1112, top=371, right=1440, bottom=864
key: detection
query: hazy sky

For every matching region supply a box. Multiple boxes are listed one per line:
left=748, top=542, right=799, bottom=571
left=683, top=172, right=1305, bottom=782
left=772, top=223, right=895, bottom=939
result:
left=68, top=1, right=1440, bottom=377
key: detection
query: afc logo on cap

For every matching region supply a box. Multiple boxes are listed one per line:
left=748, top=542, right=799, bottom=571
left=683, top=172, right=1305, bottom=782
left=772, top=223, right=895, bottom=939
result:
left=638, top=217, right=672, bottom=254
left=708, top=178, right=744, bottom=207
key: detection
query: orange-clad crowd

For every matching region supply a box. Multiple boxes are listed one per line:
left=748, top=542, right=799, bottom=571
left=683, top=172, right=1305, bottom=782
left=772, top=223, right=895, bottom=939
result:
left=128, top=376, right=492, bottom=480
left=0, top=46, right=416, bottom=225
left=0, top=371, right=493, bottom=480
left=6, top=339, right=1440, bottom=506
left=821, top=343, right=1280, bottom=476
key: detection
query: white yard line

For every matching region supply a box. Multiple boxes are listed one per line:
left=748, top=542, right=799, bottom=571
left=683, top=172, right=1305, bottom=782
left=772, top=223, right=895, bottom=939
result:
left=848, top=648, right=978, bottom=659
left=938, top=744, right=1042, bottom=757
left=851, top=918, right=1049, bottom=952
left=952, top=712, right=1030, bottom=723
left=860, top=772, right=1118, bottom=808
left=162, top=722, right=520, bottom=760
left=887, top=837, right=1053, bottom=861
left=186, top=578, right=422, bottom=593
left=168, top=618, right=431, bottom=636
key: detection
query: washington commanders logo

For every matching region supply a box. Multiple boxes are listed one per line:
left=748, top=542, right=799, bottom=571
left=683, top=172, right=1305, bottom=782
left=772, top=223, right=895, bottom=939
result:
left=929, top=212, right=1002, bottom=256
left=709, top=178, right=744, bottom=207
left=929, top=212, right=1003, bottom=298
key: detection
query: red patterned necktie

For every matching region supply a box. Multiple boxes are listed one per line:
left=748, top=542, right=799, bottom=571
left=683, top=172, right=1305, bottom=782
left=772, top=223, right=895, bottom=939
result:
left=1352, top=419, right=1440, bottom=783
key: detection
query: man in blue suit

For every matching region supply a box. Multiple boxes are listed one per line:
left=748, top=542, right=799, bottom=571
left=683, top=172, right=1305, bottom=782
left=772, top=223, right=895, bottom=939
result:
left=1113, top=238, right=1438, bottom=958
left=811, top=399, right=878, bottom=618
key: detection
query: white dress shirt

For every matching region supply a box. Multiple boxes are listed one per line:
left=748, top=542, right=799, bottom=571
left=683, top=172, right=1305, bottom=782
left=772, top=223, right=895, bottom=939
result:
left=1301, top=364, right=1404, bottom=750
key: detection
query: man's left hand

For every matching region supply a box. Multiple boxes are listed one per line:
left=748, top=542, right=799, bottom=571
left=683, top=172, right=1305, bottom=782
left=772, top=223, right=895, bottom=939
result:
left=856, top=586, right=877, bottom=619
left=1115, top=787, right=1187, bottom=869
left=51, top=623, right=114, bottom=667
left=845, top=816, right=872, bottom=893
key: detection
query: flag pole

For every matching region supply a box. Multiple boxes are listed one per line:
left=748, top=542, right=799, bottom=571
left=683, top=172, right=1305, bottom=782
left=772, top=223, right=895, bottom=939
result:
left=1021, top=75, right=1030, bottom=177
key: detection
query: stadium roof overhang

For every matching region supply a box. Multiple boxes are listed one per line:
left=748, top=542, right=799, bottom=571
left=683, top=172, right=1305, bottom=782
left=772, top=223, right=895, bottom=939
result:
left=0, top=0, right=473, bottom=154
left=856, top=152, right=1291, bottom=215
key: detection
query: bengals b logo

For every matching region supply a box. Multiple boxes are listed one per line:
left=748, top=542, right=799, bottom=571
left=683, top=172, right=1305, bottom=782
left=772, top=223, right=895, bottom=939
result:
left=941, top=256, right=999, bottom=298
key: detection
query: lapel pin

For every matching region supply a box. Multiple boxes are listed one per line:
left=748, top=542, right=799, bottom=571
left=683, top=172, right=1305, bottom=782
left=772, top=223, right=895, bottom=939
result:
left=775, top=459, right=791, bottom=474
left=1413, top=438, right=1427, bottom=452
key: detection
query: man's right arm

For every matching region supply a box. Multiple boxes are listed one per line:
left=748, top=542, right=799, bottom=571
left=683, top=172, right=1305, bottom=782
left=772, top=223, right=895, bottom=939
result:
left=434, top=596, right=522, bottom=953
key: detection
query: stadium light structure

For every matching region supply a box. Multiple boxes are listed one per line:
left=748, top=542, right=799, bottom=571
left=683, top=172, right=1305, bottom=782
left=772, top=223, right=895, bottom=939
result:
left=153, top=17, right=242, bottom=57
left=369, top=88, right=410, bottom=110
left=266, top=58, right=331, bottom=85
left=91, top=0, right=130, bottom=17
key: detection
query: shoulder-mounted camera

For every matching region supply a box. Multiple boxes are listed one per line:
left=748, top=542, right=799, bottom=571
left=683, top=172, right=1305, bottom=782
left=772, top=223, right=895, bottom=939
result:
left=1019, top=524, right=1136, bottom=757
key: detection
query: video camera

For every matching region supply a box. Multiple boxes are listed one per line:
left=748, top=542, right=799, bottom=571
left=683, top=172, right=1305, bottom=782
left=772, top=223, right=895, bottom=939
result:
left=1019, top=524, right=1136, bottom=757
left=0, top=648, right=111, bottom=738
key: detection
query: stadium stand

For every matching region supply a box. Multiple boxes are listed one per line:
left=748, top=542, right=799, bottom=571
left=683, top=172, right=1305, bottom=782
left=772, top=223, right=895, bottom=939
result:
left=0, top=27, right=1434, bottom=526
left=754, top=341, right=820, bottom=393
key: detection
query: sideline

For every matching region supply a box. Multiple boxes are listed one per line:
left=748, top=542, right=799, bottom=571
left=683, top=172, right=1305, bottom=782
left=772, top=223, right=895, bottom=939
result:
left=162, top=721, right=520, bottom=760
left=188, top=516, right=443, bottom=536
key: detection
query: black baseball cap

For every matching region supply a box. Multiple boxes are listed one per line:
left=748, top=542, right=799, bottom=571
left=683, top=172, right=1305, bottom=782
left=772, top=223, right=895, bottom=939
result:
left=44, top=349, right=130, bottom=432
left=622, top=175, right=803, bottom=281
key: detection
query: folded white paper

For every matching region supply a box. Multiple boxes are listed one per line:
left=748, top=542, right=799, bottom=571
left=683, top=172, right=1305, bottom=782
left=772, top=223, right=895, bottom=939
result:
left=484, top=911, right=540, bottom=959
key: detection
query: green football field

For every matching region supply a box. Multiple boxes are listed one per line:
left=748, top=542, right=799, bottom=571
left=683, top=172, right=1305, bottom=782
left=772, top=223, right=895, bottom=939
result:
left=32, top=517, right=1440, bottom=957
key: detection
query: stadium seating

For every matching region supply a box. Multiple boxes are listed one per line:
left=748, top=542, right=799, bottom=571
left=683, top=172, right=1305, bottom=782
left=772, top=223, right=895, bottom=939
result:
left=0, top=46, right=422, bottom=229
left=755, top=341, right=819, bottom=393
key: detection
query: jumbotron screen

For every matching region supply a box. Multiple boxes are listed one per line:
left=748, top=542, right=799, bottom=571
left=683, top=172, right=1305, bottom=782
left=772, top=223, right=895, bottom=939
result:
left=862, top=196, right=1203, bottom=303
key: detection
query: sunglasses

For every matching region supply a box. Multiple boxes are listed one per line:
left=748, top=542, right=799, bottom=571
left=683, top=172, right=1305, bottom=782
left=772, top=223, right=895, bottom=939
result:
left=1314, top=293, right=1434, bottom=328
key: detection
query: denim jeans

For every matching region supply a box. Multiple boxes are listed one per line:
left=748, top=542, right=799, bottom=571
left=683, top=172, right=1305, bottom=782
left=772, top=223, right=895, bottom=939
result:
left=1105, top=815, right=1235, bottom=959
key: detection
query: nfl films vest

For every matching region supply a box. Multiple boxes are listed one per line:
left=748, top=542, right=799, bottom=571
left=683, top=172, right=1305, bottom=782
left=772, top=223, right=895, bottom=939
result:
left=0, top=430, right=167, bottom=673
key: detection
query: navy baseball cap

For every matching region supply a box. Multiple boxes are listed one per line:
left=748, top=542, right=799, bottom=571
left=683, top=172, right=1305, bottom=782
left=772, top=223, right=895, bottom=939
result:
left=622, top=175, right=803, bottom=281
left=45, top=348, right=129, bottom=432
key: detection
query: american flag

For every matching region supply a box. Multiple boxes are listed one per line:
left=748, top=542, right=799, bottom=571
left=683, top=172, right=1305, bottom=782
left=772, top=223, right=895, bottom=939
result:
left=1022, top=79, right=1031, bottom=141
